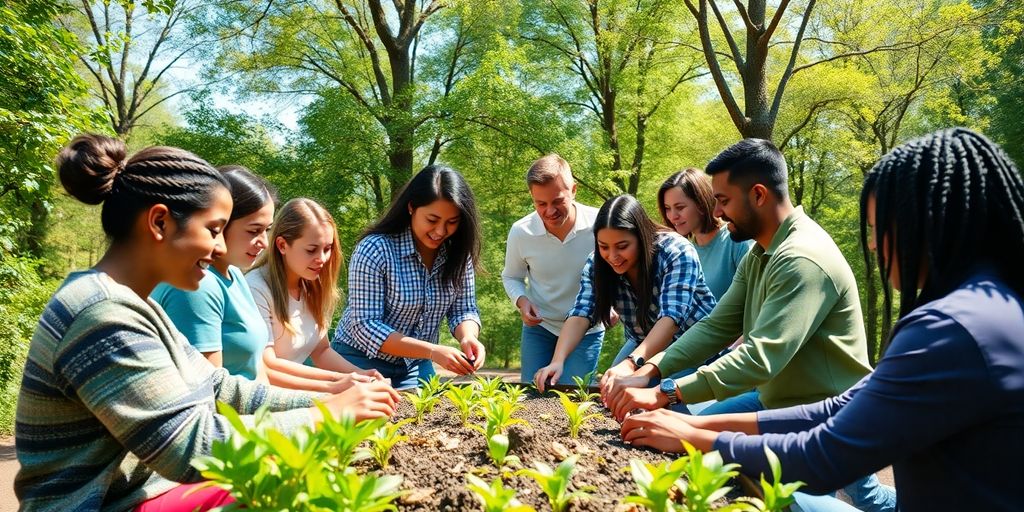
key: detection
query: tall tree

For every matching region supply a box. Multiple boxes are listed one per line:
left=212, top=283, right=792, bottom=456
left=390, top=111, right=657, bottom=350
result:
left=522, top=0, right=705, bottom=196
left=64, top=0, right=215, bottom=138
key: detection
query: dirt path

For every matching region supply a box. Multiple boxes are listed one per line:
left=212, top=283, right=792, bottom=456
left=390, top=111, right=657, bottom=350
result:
left=1, top=436, right=18, bottom=512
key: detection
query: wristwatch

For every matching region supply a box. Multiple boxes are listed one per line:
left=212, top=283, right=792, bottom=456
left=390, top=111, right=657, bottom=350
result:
left=626, top=354, right=645, bottom=370
left=659, top=378, right=682, bottom=406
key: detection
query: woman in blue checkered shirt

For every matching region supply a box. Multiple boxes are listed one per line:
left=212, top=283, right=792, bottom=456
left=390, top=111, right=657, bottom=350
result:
left=331, top=165, right=486, bottom=389
left=534, top=194, right=717, bottom=393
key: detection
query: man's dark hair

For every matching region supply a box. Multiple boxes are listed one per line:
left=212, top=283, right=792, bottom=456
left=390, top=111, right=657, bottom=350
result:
left=706, top=138, right=788, bottom=200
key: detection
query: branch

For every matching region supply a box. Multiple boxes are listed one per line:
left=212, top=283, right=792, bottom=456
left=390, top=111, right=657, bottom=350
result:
left=730, top=0, right=756, bottom=32
left=687, top=0, right=745, bottom=133
left=761, top=0, right=792, bottom=43
left=335, top=0, right=392, bottom=105
left=707, top=0, right=745, bottom=71
left=768, top=0, right=815, bottom=123
left=778, top=97, right=839, bottom=150
left=366, top=0, right=399, bottom=53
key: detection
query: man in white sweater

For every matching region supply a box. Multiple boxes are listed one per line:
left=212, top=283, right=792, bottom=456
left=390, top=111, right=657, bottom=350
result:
left=502, top=154, right=605, bottom=385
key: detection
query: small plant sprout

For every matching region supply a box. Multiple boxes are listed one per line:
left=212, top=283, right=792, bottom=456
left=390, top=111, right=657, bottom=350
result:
left=486, top=433, right=521, bottom=469
left=471, top=397, right=527, bottom=439
left=466, top=474, right=536, bottom=512
left=571, top=370, right=599, bottom=402
left=474, top=375, right=504, bottom=400
left=624, top=457, right=689, bottom=512
left=680, top=441, right=741, bottom=512
left=332, top=467, right=405, bottom=512
left=420, top=373, right=451, bottom=401
left=516, top=455, right=593, bottom=512
left=314, top=403, right=380, bottom=468
left=404, top=386, right=441, bottom=424
left=445, top=384, right=480, bottom=425
left=368, top=418, right=412, bottom=469
left=553, top=390, right=601, bottom=438
left=503, top=382, right=528, bottom=405
left=738, top=446, right=805, bottom=512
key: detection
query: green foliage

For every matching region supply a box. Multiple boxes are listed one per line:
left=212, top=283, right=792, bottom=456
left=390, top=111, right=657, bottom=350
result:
left=404, top=387, right=441, bottom=425
left=502, top=382, right=528, bottom=405
left=625, top=457, right=689, bottom=512
left=515, top=455, right=592, bottom=512
left=315, top=403, right=380, bottom=468
left=368, top=419, right=412, bottom=469
left=571, top=370, right=600, bottom=402
left=466, top=474, right=536, bottom=512
left=445, top=384, right=481, bottom=425
left=679, top=442, right=741, bottom=512
left=738, top=447, right=805, bottom=512
left=192, top=402, right=403, bottom=512
left=486, top=433, right=521, bottom=469
left=552, top=391, right=601, bottom=438
left=470, top=396, right=527, bottom=440
left=474, top=376, right=505, bottom=400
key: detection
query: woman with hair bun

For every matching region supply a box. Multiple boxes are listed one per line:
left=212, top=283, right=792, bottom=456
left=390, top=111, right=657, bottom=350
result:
left=14, top=135, right=400, bottom=512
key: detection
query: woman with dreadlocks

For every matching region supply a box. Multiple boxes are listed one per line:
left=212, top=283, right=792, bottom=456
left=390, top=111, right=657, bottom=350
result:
left=618, top=128, right=1024, bottom=511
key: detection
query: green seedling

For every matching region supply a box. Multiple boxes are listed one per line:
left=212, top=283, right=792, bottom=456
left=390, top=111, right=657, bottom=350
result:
left=571, top=370, right=600, bottom=402
left=420, top=373, right=451, bottom=401
left=471, top=398, right=527, bottom=439
left=553, top=390, right=601, bottom=438
left=680, top=441, right=741, bottom=512
left=368, top=418, right=412, bottom=469
left=466, top=474, right=536, bottom=512
left=503, top=382, right=528, bottom=405
left=315, top=403, right=380, bottom=468
left=737, top=446, right=805, bottom=512
left=487, top=433, right=521, bottom=469
left=474, top=375, right=505, bottom=400
left=624, top=457, right=689, bottom=512
left=445, top=384, right=480, bottom=425
left=404, top=386, right=441, bottom=424
left=330, top=467, right=405, bottom=512
left=516, top=455, right=593, bottom=512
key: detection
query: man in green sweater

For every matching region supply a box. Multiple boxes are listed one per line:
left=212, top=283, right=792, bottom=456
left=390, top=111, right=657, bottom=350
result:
left=603, top=138, right=873, bottom=419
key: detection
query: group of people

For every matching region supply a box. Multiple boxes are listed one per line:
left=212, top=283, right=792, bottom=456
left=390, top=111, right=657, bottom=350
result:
left=14, top=127, right=1024, bottom=512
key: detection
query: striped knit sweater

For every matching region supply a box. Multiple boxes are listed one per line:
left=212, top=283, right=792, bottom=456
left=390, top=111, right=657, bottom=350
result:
left=15, top=270, right=318, bottom=512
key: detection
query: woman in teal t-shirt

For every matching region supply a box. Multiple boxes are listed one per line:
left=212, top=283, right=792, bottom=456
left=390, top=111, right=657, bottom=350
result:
left=658, top=168, right=753, bottom=301
left=152, top=166, right=277, bottom=380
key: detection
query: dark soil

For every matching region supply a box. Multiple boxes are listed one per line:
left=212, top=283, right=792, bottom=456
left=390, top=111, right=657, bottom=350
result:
left=371, top=387, right=745, bottom=511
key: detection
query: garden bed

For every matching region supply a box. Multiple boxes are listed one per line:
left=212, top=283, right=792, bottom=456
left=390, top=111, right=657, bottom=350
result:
left=380, top=382, right=742, bottom=511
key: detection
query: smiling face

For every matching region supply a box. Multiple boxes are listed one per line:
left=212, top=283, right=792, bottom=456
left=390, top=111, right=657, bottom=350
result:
left=410, top=198, right=461, bottom=253
left=529, top=178, right=576, bottom=233
left=223, top=201, right=275, bottom=271
left=711, top=171, right=760, bottom=243
left=163, top=186, right=232, bottom=290
left=662, top=186, right=705, bottom=237
left=277, top=221, right=334, bottom=283
left=597, top=227, right=640, bottom=278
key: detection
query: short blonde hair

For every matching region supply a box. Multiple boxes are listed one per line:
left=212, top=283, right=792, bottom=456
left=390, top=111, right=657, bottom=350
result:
left=526, top=154, right=574, bottom=188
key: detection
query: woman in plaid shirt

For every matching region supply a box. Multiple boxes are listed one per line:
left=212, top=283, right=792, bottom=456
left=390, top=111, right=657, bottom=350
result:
left=534, top=194, right=717, bottom=392
left=332, top=165, right=486, bottom=389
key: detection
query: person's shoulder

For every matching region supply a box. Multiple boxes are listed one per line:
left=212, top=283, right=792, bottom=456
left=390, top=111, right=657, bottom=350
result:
left=912, top=274, right=1024, bottom=344
left=244, top=266, right=270, bottom=293
left=576, top=202, right=600, bottom=220
left=355, top=232, right=397, bottom=257
left=509, top=211, right=542, bottom=237
left=656, top=231, right=693, bottom=254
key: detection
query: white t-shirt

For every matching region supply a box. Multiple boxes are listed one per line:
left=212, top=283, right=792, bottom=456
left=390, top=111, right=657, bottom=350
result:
left=245, top=267, right=325, bottom=363
left=501, top=202, right=603, bottom=335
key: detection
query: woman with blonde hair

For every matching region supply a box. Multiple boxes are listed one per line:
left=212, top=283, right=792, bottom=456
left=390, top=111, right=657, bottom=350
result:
left=247, top=197, right=373, bottom=382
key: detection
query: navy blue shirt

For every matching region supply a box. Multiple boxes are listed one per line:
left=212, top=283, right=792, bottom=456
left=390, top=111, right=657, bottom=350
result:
left=714, top=271, right=1024, bottom=511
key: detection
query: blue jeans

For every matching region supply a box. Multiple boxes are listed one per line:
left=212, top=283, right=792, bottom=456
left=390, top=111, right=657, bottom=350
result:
left=520, top=324, right=603, bottom=385
left=333, top=341, right=434, bottom=390
left=695, top=392, right=896, bottom=512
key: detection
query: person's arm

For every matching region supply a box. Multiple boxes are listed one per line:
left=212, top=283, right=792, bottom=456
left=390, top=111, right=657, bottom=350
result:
left=671, top=256, right=840, bottom=404
left=447, top=258, right=485, bottom=369
left=309, top=335, right=362, bottom=373
left=60, top=301, right=316, bottom=483
left=534, top=256, right=599, bottom=389
left=715, top=312, right=992, bottom=493
left=501, top=225, right=529, bottom=305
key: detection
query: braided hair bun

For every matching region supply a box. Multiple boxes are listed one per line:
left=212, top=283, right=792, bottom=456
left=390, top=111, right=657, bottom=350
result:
left=57, top=134, right=127, bottom=205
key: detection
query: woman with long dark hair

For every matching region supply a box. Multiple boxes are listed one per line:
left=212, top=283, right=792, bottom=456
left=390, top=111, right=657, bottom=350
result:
left=619, top=128, right=1024, bottom=511
left=534, top=194, right=716, bottom=391
left=331, top=165, right=486, bottom=388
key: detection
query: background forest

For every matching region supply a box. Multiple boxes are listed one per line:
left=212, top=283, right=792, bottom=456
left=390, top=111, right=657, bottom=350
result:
left=3, top=0, right=1023, bottom=434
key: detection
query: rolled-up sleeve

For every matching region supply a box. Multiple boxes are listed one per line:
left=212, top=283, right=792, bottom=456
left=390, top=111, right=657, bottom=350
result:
left=448, top=257, right=482, bottom=333
left=342, top=238, right=398, bottom=357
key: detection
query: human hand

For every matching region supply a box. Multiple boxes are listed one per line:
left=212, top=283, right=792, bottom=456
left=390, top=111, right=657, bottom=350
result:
left=460, top=337, right=486, bottom=371
left=608, top=386, right=669, bottom=422
left=534, top=361, right=564, bottom=392
left=430, top=344, right=476, bottom=375
left=319, top=379, right=401, bottom=422
left=620, top=408, right=716, bottom=453
left=601, top=372, right=651, bottom=409
left=517, top=297, right=543, bottom=326
left=609, top=308, right=620, bottom=328
left=599, top=360, right=638, bottom=395
left=327, top=371, right=379, bottom=393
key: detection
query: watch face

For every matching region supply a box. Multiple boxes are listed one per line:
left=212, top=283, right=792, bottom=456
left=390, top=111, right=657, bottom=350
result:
left=659, top=378, right=675, bottom=395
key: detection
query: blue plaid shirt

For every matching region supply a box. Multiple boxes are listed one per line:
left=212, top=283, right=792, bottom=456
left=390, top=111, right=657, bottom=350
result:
left=333, top=228, right=481, bottom=366
left=567, top=232, right=716, bottom=344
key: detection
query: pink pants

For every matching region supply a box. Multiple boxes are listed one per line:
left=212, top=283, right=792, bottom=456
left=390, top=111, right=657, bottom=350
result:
left=134, top=483, right=236, bottom=512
